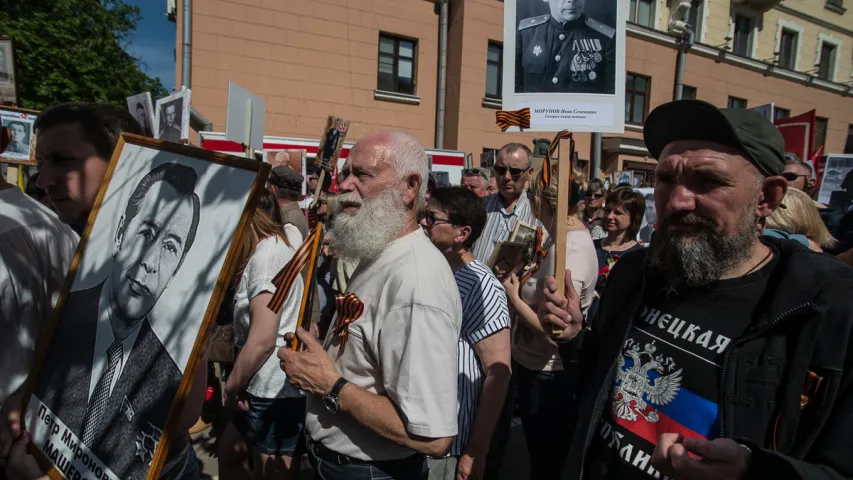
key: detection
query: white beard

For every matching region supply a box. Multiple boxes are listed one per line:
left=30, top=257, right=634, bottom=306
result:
left=330, top=188, right=409, bottom=264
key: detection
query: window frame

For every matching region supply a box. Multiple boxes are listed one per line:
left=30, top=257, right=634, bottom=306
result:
left=629, top=0, right=657, bottom=28
left=815, top=117, right=829, bottom=152
left=773, top=107, right=791, bottom=121
left=485, top=41, right=503, bottom=100
left=777, top=28, right=799, bottom=70
left=377, top=33, right=418, bottom=96
left=625, top=72, right=652, bottom=126
left=727, top=96, right=748, bottom=109
left=731, top=13, right=757, bottom=58
left=816, top=35, right=840, bottom=82
left=681, top=85, right=697, bottom=100
left=687, top=0, right=705, bottom=40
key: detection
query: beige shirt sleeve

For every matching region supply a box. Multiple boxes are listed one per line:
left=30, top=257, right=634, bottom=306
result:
left=377, top=304, right=459, bottom=438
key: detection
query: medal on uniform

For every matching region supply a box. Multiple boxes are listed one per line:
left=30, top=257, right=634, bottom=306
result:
left=533, top=45, right=542, bottom=56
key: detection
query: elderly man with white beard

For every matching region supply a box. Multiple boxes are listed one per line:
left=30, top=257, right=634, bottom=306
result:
left=278, top=131, right=463, bottom=480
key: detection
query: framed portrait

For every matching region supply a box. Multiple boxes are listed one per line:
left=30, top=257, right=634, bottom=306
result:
left=819, top=154, right=853, bottom=207
left=634, top=187, right=655, bottom=244
left=154, top=88, right=192, bottom=143
left=0, top=106, right=38, bottom=165
left=0, top=36, right=19, bottom=106
left=126, top=92, right=156, bottom=138
left=502, top=0, right=627, bottom=132
left=315, top=116, right=350, bottom=172
left=632, top=171, right=645, bottom=188
left=24, top=134, right=270, bottom=480
left=615, top=170, right=632, bottom=186
left=265, top=149, right=308, bottom=194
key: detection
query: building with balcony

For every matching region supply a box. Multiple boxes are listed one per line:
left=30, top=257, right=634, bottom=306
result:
left=174, top=0, right=853, bottom=182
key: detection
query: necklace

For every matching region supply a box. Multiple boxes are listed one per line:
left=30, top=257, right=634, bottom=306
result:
left=743, top=248, right=774, bottom=276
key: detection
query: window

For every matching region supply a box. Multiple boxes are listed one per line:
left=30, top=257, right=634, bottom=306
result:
left=732, top=14, right=754, bottom=57
left=826, top=0, right=844, bottom=9
left=778, top=29, right=798, bottom=69
left=629, top=0, right=655, bottom=27
left=485, top=42, right=502, bottom=99
left=625, top=73, right=651, bottom=125
left=728, top=96, right=748, bottom=109
left=687, top=0, right=704, bottom=38
left=815, top=117, right=828, bottom=152
left=818, top=41, right=837, bottom=81
left=681, top=85, right=697, bottom=100
left=377, top=34, right=416, bottom=95
left=774, top=107, right=791, bottom=121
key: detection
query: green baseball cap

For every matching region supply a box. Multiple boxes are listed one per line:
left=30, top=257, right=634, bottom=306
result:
left=643, top=100, right=786, bottom=177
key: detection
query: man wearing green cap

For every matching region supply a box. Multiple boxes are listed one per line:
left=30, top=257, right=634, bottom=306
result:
left=538, top=100, right=853, bottom=479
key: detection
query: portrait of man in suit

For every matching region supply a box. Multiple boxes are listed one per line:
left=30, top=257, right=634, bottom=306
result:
left=135, top=103, right=153, bottom=138
left=32, top=161, right=201, bottom=479
left=159, top=101, right=183, bottom=143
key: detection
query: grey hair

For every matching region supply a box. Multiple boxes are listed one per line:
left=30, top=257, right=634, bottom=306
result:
left=384, top=131, right=429, bottom=206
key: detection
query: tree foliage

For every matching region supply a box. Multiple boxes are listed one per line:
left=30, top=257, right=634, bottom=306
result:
left=0, top=0, right=168, bottom=110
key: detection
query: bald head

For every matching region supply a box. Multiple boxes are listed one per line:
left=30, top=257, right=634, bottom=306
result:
left=344, top=131, right=428, bottom=206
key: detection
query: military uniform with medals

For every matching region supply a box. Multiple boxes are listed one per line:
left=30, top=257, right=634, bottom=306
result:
left=515, top=13, right=616, bottom=94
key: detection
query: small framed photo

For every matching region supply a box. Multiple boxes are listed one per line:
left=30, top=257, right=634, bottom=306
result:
left=0, top=106, right=38, bottom=165
left=0, top=36, right=19, bottom=106
left=616, top=170, right=633, bottom=186
left=632, top=171, right=645, bottom=188
left=315, top=116, right=350, bottom=172
left=510, top=220, right=538, bottom=246
left=154, top=88, right=192, bottom=143
left=126, top=92, right=156, bottom=138
left=25, top=134, right=269, bottom=480
left=487, top=241, right=528, bottom=281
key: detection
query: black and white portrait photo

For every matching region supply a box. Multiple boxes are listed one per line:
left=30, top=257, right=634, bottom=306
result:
left=154, top=88, right=192, bottom=143
left=316, top=116, right=350, bottom=172
left=0, top=107, right=37, bottom=165
left=26, top=136, right=267, bottom=480
left=515, top=0, right=616, bottom=95
left=501, top=0, right=626, bottom=132
left=126, top=92, right=155, bottom=138
left=819, top=154, right=853, bottom=210
left=0, top=37, right=17, bottom=105
left=635, top=188, right=655, bottom=244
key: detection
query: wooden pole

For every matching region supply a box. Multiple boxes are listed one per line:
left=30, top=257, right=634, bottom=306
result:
left=291, top=223, right=324, bottom=352
left=244, top=98, right=254, bottom=159
left=550, top=135, right=572, bottom=335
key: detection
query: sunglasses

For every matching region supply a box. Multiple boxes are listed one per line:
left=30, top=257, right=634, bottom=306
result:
left=462, top=168, right=488, bottom=179
left=781, top=172, right=809, bottom=182
left=585, top=192, right=605, bottom=199
left=418, top=211, right=452, bottom=227
left=493, top=165, right=528, bottom=178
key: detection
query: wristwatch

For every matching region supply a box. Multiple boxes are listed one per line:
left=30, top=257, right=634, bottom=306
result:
left=323, top=377, right=349, bottom=414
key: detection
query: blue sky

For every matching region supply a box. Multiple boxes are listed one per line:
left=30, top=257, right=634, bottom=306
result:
left=124, top=0, right=177, bottom=91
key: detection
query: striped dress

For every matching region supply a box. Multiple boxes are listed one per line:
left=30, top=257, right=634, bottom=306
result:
left=449, top=260, right=511, bottom=456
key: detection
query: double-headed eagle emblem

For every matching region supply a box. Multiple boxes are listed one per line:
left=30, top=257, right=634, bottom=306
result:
left=612, top=340, right=683, bottom=424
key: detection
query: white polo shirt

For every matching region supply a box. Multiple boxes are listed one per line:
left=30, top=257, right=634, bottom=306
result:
left=305, top=228, right=463, bottom=461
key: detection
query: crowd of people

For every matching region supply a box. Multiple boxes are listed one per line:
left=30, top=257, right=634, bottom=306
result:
left=1, top=98, right=853, bottom=480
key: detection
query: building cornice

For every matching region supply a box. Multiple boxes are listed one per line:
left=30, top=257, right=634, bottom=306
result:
left=626, top=23, right=853, bottom=97
left=774, top=4, right=853, bottom=37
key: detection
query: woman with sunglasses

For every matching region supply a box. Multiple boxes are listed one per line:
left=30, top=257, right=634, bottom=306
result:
left=500, top=166, right=598, bottom=480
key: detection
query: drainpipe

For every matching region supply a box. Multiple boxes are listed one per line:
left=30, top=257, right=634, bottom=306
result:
left=435, top=0, right=449, bottom=149
left=673, top=28, right=694, bottom=100
left=182, top=0, right=192, bottom=88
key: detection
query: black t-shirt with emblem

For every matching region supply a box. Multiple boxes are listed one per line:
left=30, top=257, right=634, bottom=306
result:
left=515, top=14, right=616, bottom=94
left=584, top=253, right=779, bottom=479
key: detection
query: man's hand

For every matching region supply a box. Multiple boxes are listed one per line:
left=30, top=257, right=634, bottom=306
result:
left=278, top=327, right=340, bottom=396
left=456, top=450, right=485, bottom=480
left=4, top=432, right=47, bottom=480
left=651, top=434, right=751, bottom=480
left=0, top=393, right=23, bottom=466
left=539, top=269, right=584, bottom=341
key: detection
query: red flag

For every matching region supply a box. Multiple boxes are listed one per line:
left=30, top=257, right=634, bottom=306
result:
left=811, top=145, right=824, bottom=163
left=774, top=110, right=816, bottom=163
left=329, top=163, right=340, bottom=194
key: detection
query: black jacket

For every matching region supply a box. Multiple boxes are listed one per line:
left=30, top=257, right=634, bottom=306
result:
left=560, top=238, right=853, bottom=479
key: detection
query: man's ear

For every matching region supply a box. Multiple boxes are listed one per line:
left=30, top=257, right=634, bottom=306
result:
left=456, top=225, right=472, bottom=246
left=404, top=173, right=421, bottom=207
left=757, top=176, right=787, bottom=218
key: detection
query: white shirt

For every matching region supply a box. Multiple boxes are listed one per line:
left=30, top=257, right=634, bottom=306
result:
left=88, top=293, right=142, bottom=401
left=512, top=229, right=598, bottom=372
left=298, top=195, right=314, bottom=210
left=233, top=236, right=304, bottom=398
left=306, top=229, right=463, bottom=461
left=0, top=187, right=78, bottom=403
left=283, top=223, right=303, bottom=248
left=471, top=193, right=545, bottom=263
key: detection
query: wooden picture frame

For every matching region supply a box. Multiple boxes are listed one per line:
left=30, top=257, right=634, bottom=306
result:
left=0, top=36, right=20, bottom=106
left=154, top=88, right=192, bottom=143
left=0, top=105, right=39, bottom=165
left=314, top=116, right=350, bottom=173
left=23, top=134, right=270, bottom=480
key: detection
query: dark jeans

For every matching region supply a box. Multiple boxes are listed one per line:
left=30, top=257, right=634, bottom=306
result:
left=515, top=361, right=575, bottom=480
left=306, top=436, right=428, bottom=480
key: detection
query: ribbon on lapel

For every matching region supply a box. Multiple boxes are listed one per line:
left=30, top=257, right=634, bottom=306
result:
left=519, top=227, right=549, bottom=287
left=333, top=292, right=364, bottom=348
left=267, top=225, right=322, bottom=313
left=541, top=130, right=574, bottom=190
left=495, top=108, right=530, bottom=132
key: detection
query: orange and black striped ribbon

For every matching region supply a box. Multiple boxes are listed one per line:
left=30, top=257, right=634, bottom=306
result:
left=333, top=292, right=364, bottom=348
left=519, top=227, right=549, bottom=287
left=307, top=210, right=319, bottom=230
left=267, top=226, right=321, bottom=313
left=540, top=130, right=574, bottom=189
left=495, top=108, right=530, bottom=132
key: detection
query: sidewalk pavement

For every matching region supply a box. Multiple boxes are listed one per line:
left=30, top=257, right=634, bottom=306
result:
left=190, top=418, right=530, bottom=479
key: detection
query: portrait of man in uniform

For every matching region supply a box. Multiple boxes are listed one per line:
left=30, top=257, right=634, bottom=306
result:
left=31, top=161, right=201, bottom=479
left=515, top=0, right=616, bottom=95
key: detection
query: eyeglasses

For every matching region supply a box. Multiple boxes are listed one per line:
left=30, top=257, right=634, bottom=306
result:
left=493, top=165, right=528, bottom=179
left=418, top=211, right=452, bottom=227
left=781, top=172, right=809, bottom=182
left=585, top=192, right=605, bottom=199
left=462, top=168, right=488, bottom=179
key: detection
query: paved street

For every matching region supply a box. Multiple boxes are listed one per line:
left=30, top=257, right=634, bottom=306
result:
left=190, top=417, right=530, bottom=479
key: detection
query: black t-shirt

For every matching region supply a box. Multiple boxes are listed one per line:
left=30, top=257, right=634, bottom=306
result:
left=585, top=252, right=779, bottom=479
left=594, top=239, right=645, bottom=292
